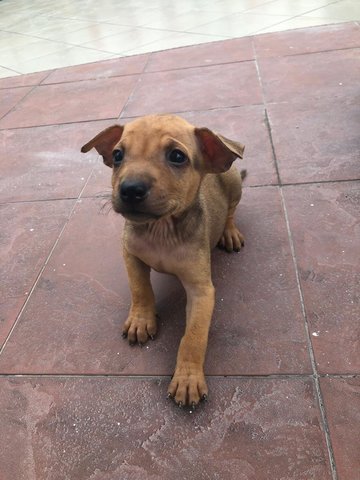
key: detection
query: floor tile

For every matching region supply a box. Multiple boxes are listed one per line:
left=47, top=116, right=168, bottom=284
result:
left=254, top=22, right=360, bottom=58
left=304, top=0, right=360, bottom=21
left=267, top=97, right=360, bottom=184
left=283, top=183, right=360, bottom=374
left=180, top=106, right=277, bottom=186
left=0, top=11, right=31, bottom=29
left=0, top=86, right=32, bottom=120
left=180, top=0, right=282, bottom=14
left=143, top=8, right=228, bottom=30
left=0, top=38, right=71, bottom=72
left=246, top=0, right=337, bottom=16
left=0, top=121, right=111, bottom=203
left=83, top=106, right=276, bottom=197
left=82, top=28, right=176, bottom=54
left=320, top=377, right=360, bottom=480
left=0, top=376, right=332, bottom=480
left=122, top=61, right=262, bottom=117
left=122, top=32, right=227, bottom=56
left=255, top=17, right=343, bottom=34
left=7, top=16, right=95, bottom=40
left=0, top=188, right=311, bottom=375
left=13, top=46, right=114, bottom=75
left=145, top=36, right=254, bottom=72
left=43, top=54, right=149, bottom=84
left=0, top=67, right=18, bottom=80
left=258, top=48, right=359, bottom=103
left=0, top=200, right=75, bottom=346
left=54, top=23, right=133, bottom=45
left=0, top=71, right=50, bottom=89
left=0, top=30, right=46, bottom=50
left=0, top=76, right=138, bottom=129
left=188, top=12, right=291, bottom=37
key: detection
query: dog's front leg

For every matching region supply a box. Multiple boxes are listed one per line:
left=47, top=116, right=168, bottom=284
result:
left=123, top=249, right=157, bottom=345
left=168, top=278, right=215, bottom=407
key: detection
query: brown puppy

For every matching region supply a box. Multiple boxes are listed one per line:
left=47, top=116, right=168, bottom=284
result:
left=81, top=114, right=245, bottom=408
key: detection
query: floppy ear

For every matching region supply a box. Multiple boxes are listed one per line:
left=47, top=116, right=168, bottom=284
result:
left=81, top=125, right=124, bottom=167
left=194, top=127, right=245, bottom=173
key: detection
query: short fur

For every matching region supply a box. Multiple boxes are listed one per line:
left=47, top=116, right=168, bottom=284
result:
left=81, top=114, right=245, bottom=407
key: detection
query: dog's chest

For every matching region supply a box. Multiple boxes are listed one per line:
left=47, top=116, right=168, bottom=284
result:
left=125, top=220, right=191, bottom=274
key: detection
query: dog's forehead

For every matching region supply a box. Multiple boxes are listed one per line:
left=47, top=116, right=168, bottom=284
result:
left=123, top=115, right=194, bottom=142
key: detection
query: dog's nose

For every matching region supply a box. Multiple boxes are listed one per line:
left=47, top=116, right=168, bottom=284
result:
left=120, top=180, right=150, bottom=203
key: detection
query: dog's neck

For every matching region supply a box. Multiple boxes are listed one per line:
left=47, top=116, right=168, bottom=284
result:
left=128, top=198, right=203, bottom=247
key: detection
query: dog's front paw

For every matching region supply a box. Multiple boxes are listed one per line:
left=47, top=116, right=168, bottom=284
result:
left=218, top=225, right=245, bottom=252
left=122, top=310, right=157, bottom=345
left=168, top=364, right=208, bottom=408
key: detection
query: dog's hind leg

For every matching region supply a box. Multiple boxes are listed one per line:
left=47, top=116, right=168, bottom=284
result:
left=218, top=169, right=246, bottom=252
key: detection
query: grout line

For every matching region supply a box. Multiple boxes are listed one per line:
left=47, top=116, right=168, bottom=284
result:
left=0, top=163, right=96, bottom=358
left=0, top=373, right=315, bottom=379
left=253, top=34, right=338, bottom=479
left=117, top=52, right=152, bottom=120
left=0, top=82, right=38, bottom=122
left=1, top=177, right=358, bottom=206
left=1, top=44, right=358, bottom=91
left=0, top=196, right=79, bottom=206
left=1, top=372, right=358, bottom=379
left=0, top=64, right=22, bottom=75
left=279, top=188, right=338, bottom=480
left=252, top=37, right=281, bottom=185
left=252, top=0, right=345, bottom=35
left=119, top=102, right=264, bottom=119
left=0, top=116, right=119, bottom=131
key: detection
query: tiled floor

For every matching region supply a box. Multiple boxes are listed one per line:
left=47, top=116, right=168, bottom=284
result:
left=0, top=18, right=360, bottom=480
left=0, top=0, right=360, bottom=77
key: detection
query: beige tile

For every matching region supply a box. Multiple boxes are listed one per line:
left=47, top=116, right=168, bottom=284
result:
left=122, top=32, right=227, bottom=55
left=0, top=39, right=69, bottom=70
left=16, top=46, right=115, bottom=75
left=63, top=6, right=169, bottom=25
left=52, top=24, right=133, bottom=46
left=0, top=66, right=20, bottom=80
left=255, top=16, right=344, bottom=34
left=190, top=0, right=277, bottom=13
left=0, top=0, right=360, bottom=76
left=246, top=0, right=337, bottom=16
left=304, top=0, right=360, bottom=20
left=188, top=12, right=291, bottom=37
left=0, top=32, right=45, bottom=51
left=7, top=16, right=95, bottom=39
left=0, top=12, right=31, bottom=29
left=82, top=28, right=175, bottom=54
left=143, top=9, right=225, bottom=30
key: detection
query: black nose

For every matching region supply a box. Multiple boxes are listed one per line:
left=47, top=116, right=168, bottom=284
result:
left=120, top=179, right=150, bottom=203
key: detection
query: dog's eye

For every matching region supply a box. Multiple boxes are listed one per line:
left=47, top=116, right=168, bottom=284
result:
left=112, top=149, right=124, bottom=166
left=168, top=149, right=187, bottom=165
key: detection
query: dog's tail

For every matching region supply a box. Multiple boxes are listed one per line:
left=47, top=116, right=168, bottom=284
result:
left=240, top=169, right=247, bottom=181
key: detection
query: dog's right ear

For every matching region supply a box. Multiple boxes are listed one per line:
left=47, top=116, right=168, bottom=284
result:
left=81, top=125, right=124, bottom=167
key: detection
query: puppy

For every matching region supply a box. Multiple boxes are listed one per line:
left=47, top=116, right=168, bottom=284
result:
left=81, top=114, right=245, bottom=408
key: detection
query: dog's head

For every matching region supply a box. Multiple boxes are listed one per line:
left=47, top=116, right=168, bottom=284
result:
left=81, top=115, right=244, bottom=223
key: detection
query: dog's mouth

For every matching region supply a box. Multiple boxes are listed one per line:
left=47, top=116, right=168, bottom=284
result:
left=112, top=198, right=171, bottom=223
left=121, top=209, right=162, bottom=222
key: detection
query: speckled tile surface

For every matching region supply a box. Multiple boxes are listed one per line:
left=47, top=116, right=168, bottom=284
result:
left=1, top=22, right=359, bottom=480
left=0, top=376, right=332, bottom=480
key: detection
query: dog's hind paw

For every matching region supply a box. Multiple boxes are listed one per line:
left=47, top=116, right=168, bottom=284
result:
left=218, top=225, right=245, bottom=253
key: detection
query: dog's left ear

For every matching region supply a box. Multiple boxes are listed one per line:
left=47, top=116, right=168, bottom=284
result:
left=195, top=127, right=245, bottom=173
left=81, top=124, right=124, bottom=167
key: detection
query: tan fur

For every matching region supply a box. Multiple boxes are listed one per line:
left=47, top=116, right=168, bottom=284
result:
left=81, top=114, right=245, bottom=407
